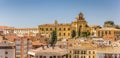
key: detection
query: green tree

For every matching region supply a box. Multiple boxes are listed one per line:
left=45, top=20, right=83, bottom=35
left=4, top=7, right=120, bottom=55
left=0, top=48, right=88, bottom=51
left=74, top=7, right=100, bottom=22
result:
left=81, top=31, right=90, bottom=37
left=50, top=30, right=57, bottom=46
left=104, top=21, right=115, bottom=27
left=104, top=21, right=114, bottom=25
left=71, top=30, right=76, bottom=38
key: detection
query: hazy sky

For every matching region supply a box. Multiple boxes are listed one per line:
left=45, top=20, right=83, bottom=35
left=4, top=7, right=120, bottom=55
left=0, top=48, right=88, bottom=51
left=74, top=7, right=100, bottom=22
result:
left=0, top=0, right=119, bottom=27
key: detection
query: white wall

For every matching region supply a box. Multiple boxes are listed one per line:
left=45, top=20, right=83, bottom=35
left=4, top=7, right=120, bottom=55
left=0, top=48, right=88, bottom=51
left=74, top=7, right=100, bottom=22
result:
left=0, top=49, right=15, bottom=58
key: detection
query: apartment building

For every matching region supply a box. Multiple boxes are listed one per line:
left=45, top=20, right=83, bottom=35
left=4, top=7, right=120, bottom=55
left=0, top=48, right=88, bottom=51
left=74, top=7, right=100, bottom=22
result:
left=5, top=36, right=33, bottom=58
left=15, top=37, right=32, bottom=58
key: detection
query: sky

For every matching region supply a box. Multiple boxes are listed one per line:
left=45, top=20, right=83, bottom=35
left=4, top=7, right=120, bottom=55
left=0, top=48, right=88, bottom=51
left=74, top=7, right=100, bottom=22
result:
left=0, top=0, right=120, bottom=28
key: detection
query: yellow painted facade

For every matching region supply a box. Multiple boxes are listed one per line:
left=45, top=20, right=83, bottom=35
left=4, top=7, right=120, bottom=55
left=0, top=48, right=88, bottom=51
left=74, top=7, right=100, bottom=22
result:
left=68, top=48, right=96, bottom=58
left=38, top=12, right=93, bottom=40
left=96, top=27, right=120, bottom=40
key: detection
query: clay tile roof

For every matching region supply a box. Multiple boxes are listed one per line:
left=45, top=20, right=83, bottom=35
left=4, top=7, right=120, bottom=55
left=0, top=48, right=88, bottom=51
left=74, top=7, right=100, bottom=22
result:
left=0, top=26, right=13, bottom=29
left=5, top=35, right=19, bottom=42
left=32, top=41, right=46, bottom=46
left=99, top=27, right=120, bottom=31
left=68, top=43, right=95, bottom=50
left=97, top=47, right=120, bottom=53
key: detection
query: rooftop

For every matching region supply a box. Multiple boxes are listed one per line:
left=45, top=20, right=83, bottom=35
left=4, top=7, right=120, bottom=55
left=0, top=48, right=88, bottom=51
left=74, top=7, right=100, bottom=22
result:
left=28, top=46, right=67, bottom=56
left=98, top=27, right=120, bottom=31
left=97, top=47, right=120, bottom=54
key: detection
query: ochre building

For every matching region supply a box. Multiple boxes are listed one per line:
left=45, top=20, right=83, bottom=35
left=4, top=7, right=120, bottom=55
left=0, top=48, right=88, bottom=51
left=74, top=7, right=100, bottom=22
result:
left=38, top=12, right=93, bottom=40
left=96, top=27, right=120, bottom=41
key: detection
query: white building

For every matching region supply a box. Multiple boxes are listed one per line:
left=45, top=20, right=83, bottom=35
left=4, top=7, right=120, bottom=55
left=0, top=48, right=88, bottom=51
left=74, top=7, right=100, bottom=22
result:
left=4, top=28, right=38, bottom=36
left=0, top=36, right=15, bottom=58
left=92, top=38, right=111, bottom=46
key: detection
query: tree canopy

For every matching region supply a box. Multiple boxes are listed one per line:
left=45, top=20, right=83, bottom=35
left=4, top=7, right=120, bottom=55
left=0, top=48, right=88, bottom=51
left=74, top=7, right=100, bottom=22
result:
left=104, top=21, right=115, bottom=26
left=50, top=30, right=57, bottom=46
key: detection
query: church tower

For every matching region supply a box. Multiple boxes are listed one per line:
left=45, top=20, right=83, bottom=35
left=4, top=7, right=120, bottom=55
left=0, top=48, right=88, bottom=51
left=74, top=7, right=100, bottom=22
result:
left=76, top=12, right=86, bottom=22
left=54, top=20, right=58, bottom=24
left=72, top=12, right=90, bottom=37
left=54, top=20, right=58, bottom=30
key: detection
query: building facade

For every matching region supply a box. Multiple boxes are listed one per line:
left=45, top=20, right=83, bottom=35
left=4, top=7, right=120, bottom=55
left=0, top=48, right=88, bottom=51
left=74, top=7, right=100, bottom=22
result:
left=0, top=36, right=15, bottom=58
left=96, top=28, right=120, bottom=41
left=97, top=47, right=120, bottom=58
left=4, top=28, right=38, bottom=36
left=89, top=25, right=101, bottom=37
left=28, top=46, right=68, bottom=58
left=68, top=46, right=96, bottom=58
left=38, top=12, right=92, bottom=40
left=0, top=26, right=13, bottom=35
left=14, top=37, right=32, bottom=58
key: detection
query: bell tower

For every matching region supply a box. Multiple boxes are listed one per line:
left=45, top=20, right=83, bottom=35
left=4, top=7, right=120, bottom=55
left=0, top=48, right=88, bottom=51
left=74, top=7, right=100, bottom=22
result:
left=76, top=12, right=85, bottom=21
left=54, top=20, right=58, bottom=25
left=74, top=12, right=89, bottom=37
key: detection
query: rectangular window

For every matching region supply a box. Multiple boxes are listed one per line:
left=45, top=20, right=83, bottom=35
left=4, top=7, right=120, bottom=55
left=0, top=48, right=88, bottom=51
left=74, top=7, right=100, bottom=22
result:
left=93, top=51, right=95, bottom=54
left=89, top=56, right=91, bottom=58
left=46, top=28, right=48, bottom=31
left=42, top=28, right=44, bottom=31
left=64, top=33, right=65, bottom=36
left=89, top=51, right=91, bottom=54
left=102, top=31, right=104, bottom=34
left=64, top=28, right=66, bottom=31
left=50, top=56, right=52, bottom=58
left=69, top=55, right=71, bottom=58
left=59, top=28, right=61, bottom=31
left=40, top=56, right=42, bottom=58
left=109, top=31, right=111, bottom=34
left=59, top=33, right=61, bottom=36
left=68, top=28, right=70, bottom=30
left=53, top=56, right=56, bottom=58
left=68, top=33, right=70, bottom=36
left=84, top=56, right=86, bottom=58
left=58, top=56, right=61, bottom=58
left=50, top=28, right=52, bottom=31
left=98, top=31, right=100, bottom=37
left=5, top=51, right=8, bottom=54
left=105, top=31, right=107, bottom=35
left=39, top=28, right=41, bottom=30
left=43, top=56, right=46, bottom=58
